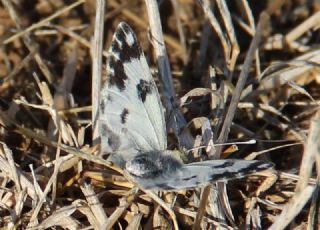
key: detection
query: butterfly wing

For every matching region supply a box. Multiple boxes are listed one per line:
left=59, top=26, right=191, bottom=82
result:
left=99, top=22, right=167, bottom=166
left=132, top=159, right=274, bottom=190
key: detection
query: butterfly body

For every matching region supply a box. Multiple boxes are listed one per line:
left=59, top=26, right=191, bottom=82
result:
left=99, top=22, right=273, bottom=191
left=125, top=151, right=182, bottom=178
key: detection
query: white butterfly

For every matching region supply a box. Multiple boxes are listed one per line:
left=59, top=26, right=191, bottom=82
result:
left=99, top=22, right=273, bottom=190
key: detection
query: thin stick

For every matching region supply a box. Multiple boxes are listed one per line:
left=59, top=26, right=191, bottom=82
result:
left=0, top=110, right=116, bottom=170
left=285, top=11, right=320, bottom=45
left=28, top=158, right=63, bottom=227
left=108, top=0, right=182, bottom=52
left=144, top=0, right=190, bottom=147
left=50, top=24, right=108, bottom=57
left=215, top=12, right=269, bottom=156
left=1, top=0, right=55, bottom=83
left=195, top=12, right=270, bottom=228
left=142, top=189, right=179, bottom=230
left=216, top=0, right=240, bottom=73
left=238, top=0, right=261, bottom=78
left=1, top=50, right=35, bottom=83
left=92, top=0, right=105, bottom=143
left=104, top=187, right=138, bottom=229
left=296, top=111, right=320, bottom=192
left=170, top=0, right=188, bottom=64
left=81, top=182, right=108, bottom=228
left=193, top=186, right=211, bottom=230
left=2, top=0, right=85, bottom=45
left=121, top=170, right=179, bottom=229
left=144, top=0, right=175, bottom=110
left=198, top=0, right=229, bottom=69
left=269, top=110, right=320, bottom=230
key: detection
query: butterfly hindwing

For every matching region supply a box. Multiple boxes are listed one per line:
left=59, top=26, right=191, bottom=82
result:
left=99, top=22, right=167, bottom=163
left=132, top=160, right=273, bottom=190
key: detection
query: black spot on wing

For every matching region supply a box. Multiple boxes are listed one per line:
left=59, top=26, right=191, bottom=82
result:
left=120, top=22, right=131, bottom=35
left=137, top=79, right=152, bottom=102
left=120, top=108, right=129, bottom=124
left=209, top=172, right=233, bottom=182
left=121, top=127, right=128, bottom=132
left=108, top=135, right=120, bottom=151
left=208, top=161, right=272, bottom=182
left=100, top=124, right=120, bottom=151
left=100, top=99, right=105, bottom=114
left=153, top=183, right=176, bottom=191
left=113, top=23, right=142, bottom=62
left=212, top=161, right=235, bottom=169
left=107, top=94, right=113, bottom=102
left=101, top=154, right=109, bottom=160
left=108, top=56, right=127, bottom=91
left=100, top=124, right=108, bottom=137
left=182, top=175, right=197, bottom=181
left=236, top=161, right=271, bottom=174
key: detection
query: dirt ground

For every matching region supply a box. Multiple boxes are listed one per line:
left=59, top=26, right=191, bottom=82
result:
left=0, top=0, right=319, bottom=229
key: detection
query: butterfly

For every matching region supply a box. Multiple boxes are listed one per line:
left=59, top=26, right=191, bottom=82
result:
left=98, top=22, right=273, bottom=190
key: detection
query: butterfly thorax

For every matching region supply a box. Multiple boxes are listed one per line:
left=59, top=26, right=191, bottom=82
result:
left=125, top=150, right=183, bottom=178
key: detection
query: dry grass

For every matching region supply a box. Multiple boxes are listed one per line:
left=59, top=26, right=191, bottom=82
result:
left=0, top=0, right=320, bottom=229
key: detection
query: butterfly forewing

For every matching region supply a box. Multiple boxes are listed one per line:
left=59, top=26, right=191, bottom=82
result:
left=99, top=22, right=167, bottom=161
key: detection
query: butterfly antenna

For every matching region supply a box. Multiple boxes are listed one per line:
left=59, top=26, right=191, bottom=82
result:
left=187, top=139, right=256, bottom=153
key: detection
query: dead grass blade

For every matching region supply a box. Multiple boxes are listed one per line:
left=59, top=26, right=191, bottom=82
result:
left=91, top=0, right=105, bottom=143
left=270, top=110, right=320, bottom=229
